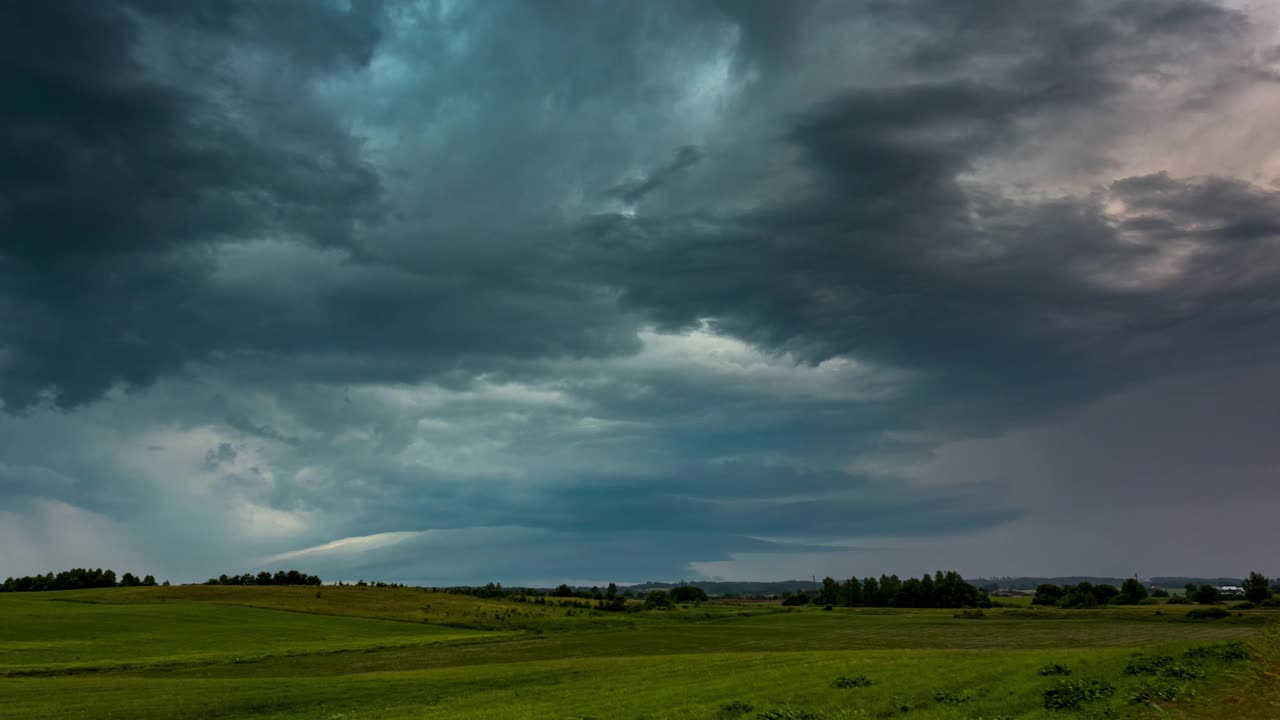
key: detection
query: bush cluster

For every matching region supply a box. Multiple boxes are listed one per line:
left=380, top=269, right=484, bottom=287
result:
left=1042, top=679, right=1115, bottom=711
left=830, top=674, right=873, bottom=689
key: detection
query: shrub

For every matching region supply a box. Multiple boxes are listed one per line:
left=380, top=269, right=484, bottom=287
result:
left=757, top=706, right=818, bottom=720
left=1038, top=663, right=1072, bottom=676
left=1043, top=679, right=1115, bottom=711
left=1164, top=596, right=1191, bottom=605
left=1058, top=589, right=1098, bottom=609
left=718, top=700, right=754, bottom=717
left=643, top=590, right=673, bottom=610
left=1230, top=601, right=1256, bottom=610
left=1185, top=607, right=1230, bottom=620
left=1122, top=655, right=1175, bottom=675
left=1032, top=584, right=1064, bottom=606
left=1137, top=597, right=1160, bottom=605
left=1161, top=663, right=1206, bottom=680
left=822, top=604, right=833, bottom=611
left=1192, top=584, right=1222, bottom=604
left=933, top=690, right=974, bottom=704
left=1184, top=640, right=1250, bottom=663
left=831, top=674, right=873, bottom=689
left=670, top=585, right=709, bottom=604
left=1129, top=680, right=1198, bottom=706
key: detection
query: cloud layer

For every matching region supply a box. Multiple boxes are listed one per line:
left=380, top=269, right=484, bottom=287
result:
left=3, top=0, right=1279, bottom=584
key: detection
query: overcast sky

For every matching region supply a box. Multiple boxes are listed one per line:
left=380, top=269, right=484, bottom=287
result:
left=3, top=0, right=1280, bottom=586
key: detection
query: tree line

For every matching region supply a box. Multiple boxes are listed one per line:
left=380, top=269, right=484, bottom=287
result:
left=1032, top=572, right=1276, bottom=608
left=784, top=571, right=990, bottom=609
left=1, top=567, right=162, bottom=592
left=204, top=570, right=322, bottom=586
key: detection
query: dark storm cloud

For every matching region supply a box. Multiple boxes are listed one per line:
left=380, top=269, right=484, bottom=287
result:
left=607, top=146, right=706, bottom=206
left=3, top=0, right=1280, bottom=582
left=580, top=0, right=1280, bottom=432
left=0, top=1, right=384, bottom=409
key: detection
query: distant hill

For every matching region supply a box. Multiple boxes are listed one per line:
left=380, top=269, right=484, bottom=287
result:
left=625, top=580, right=819, bottom=596
left=972, top=576, right=1246, bottom=590
left=603, top=575, right=1255, bottom=596
left=1147, top=577, right=1246, bottom=588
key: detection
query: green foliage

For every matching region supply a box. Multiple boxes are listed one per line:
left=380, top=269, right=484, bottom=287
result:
left=1244, top=572, right=1273, bottom=604
left=830, top=673, right=872, bottom=688
left=643, top=590, right=674, bottom=610
left=1114, top=579, right=1149, bottom=606
left=1058, top=588, right=1099, bottom=609
left=1122, top=654, right=1205, bottom=680
left=1121, top=654, right=1175, bottom=675
left=1164, top=595, right=1192, bottom=605
left=1043, top=679, right=1116, bottom=711
left=1128, top=679, right=1198, bottom=706
left=781, top=591, right=811, bottom=606
left=1033, top=584, right=1064, bottom=606
left=669, top=585, right=708, bottom=604
left=1185, top=607, right=1231, bottom=620
left=932, top=689, right=974, bottom=704
left=757, top=706, right=818, bottom=720
left=203, top=569, right=321, bottom=587
left=817, top=577, right=840, bottom=606
left=838, top=577, right=862, bottom=607
left=1184, top=639, right=1250, bottom=663
left=1193, top=584, right=1222, bottom=604
left=1038, top=662, right=1072, bottom=676
left=0, top=567, right=155, bottom=593
left=719, top=700, right=755, bottom=717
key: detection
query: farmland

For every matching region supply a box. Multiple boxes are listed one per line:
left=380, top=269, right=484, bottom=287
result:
left=0, top=586, right=1275, bottom=720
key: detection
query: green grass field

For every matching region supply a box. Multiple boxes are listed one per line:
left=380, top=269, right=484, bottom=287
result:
left=1, top=587, right=1275, bottom=720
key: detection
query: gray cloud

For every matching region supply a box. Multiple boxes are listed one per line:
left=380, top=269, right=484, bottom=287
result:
left=2, top=0, right=1279, bottom=583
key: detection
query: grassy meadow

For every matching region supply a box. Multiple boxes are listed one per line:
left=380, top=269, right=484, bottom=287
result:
left=1, top=586, right=1276, bottom=720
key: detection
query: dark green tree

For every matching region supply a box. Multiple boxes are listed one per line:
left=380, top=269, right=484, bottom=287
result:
left=839, top=577, right=863, bottom=607
left=1093, top=584, right=1120, bottom=605
left=1194, top=584, right=1221, bottom=604
left=919, top=573, right=936, bottom=607
left=1115, top=578, right=1148, bottom=605
left=877, top=574, right=901, bottom=607
left=818, top=577, right=840, bottom=606
left=670, top=585, right=708, bottom=604
left=1243, top=572, right=1272, bottom=604
left=862, top=577, right=880, bottom=606
left=780, top=590, right=811, bottom=606
left=1033, top=584, right=1064, bottom=606
left=643, top=590, right=673, bottom=609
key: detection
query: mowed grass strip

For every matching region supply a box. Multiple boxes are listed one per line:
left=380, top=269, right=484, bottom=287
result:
left=0, top=594, right=497, bottom=674
left=0, top=647, right=1156, bottom=720
left=140, top=609, right=1259, bottom=681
